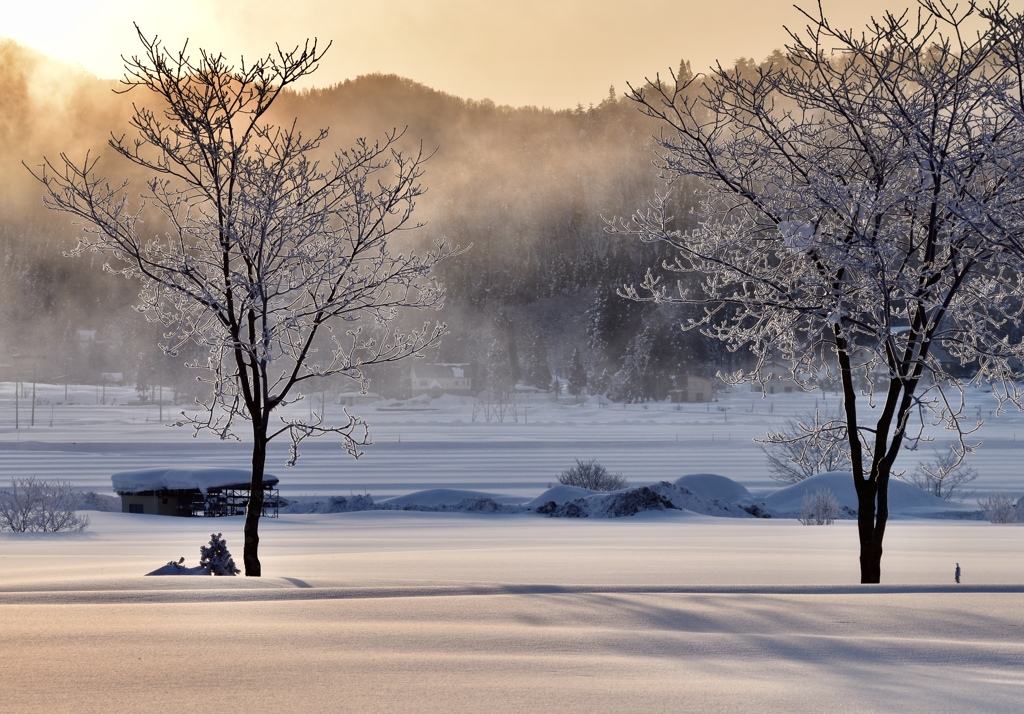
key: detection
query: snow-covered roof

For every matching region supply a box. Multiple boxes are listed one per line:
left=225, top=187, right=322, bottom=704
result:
left=410, top=363, right=470, bottom=380
left=112, top=468, right=278, bottom=494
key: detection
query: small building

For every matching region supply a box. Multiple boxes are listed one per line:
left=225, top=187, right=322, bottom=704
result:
left=670, top=375, right=715, bottom=403
left=409, top=363, right=474, bottom=397
left=750, top=359, right=796, bottom=394
left=112, top=468, right=280, bottom=518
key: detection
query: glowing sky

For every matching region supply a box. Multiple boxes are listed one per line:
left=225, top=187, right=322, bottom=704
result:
left=3, top=0, right=979, bottom=109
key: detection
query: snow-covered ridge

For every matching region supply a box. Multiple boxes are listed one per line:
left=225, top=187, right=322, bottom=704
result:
left=281, top=471, right=980, bottom=520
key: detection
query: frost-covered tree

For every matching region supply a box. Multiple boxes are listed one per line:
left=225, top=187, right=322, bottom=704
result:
left=903, top=449, right=978, bottom=501
left=761, top=410, right=851, bottom=483
left=519, top=327, right=552, bottom=389
left=30, top=29, right=453, bottom=575
left=978, top=493, right=1018, bottom=523
left=586, top=288, right=643, bottom=375
left=799, top=488, right=840, bottom=526
left=567, top=346, right=587, bottom=399
left=614, top=1, right=1024, bottom=582
left=0, top=477, right=90, bottom=533
left=609, top=323, right=654, bottom=402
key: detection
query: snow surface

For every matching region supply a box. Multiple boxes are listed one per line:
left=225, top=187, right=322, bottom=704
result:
left=111, top=467, right=279, bottom=494
left=2, top=382, right=1024, bottom=711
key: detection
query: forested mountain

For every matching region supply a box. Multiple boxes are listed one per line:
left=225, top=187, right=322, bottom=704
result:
left=0, top=39, right=727, bottom=401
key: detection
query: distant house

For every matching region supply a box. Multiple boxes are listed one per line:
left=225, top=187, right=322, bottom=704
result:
left=750, top=359, right=796, bottom=394
left=409, top=363, right=474, bottom=396
left=670, top=375, right=715, bottom=403
left=112, top=468, right=280, bottom=518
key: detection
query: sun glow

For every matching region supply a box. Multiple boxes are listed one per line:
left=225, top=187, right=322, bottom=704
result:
left=2, top=0, right=940, bottom=109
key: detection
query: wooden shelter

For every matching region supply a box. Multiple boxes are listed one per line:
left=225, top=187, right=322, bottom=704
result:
left=112, top=468, right=280, bottom=518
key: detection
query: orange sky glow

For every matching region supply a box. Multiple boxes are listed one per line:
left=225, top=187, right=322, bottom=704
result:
left=3, top=0, right=998, bottom=109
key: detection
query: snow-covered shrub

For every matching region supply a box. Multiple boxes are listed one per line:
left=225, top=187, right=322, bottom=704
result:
left=199, top=532, right=240, bottom=575
left=0, top=477, right=90, bottom=532
left=557, top=459, right=628, bottom=491
left=978, top=494, right=1018, bottom=524
left=799, top=488, right=839, bottom=525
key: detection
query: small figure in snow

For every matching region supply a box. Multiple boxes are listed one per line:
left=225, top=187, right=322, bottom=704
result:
left=955, top=562, right=961, bottom=584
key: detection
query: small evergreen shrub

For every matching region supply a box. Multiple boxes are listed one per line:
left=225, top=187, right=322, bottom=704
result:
left=199, top=532, right=240, bottom=575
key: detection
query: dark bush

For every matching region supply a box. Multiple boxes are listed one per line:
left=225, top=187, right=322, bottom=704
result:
left=557, top=459, right=628, bottom=491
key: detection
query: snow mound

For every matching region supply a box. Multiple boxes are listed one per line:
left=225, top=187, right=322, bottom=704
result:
left=281, top=494, right=377, bottom=514
left=398, top=497, right=517, bottom=513
left=534, top=482, right=754, bottom=519
left=757, top=471, right=970, bottom=518
left=146, top=559, right=209, bottom=576
left=429, top=393, right=476, bottom=407
left=112, top=468, right=278, bottom=494
left=378, top=489, right=523, bottom=513
left=381, top=489, right=507, bottom=508
left=674, top=474, right=751, bottom=502
left=524, top=485, right=598, bottom=509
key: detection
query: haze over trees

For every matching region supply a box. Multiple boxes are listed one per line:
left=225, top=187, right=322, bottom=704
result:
left=30, top=30, right=453, bottom=575
left=3, top=39, right=719, bottom=404
left=614, top=0, right=1024, bottom=582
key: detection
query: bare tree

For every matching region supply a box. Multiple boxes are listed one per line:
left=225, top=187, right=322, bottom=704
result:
left=30, top=29, right=454, bottom=575
left=613, top=1, right=1024, bottom=582
left=0, top=477, right=90, bottom=533
left=903, top=449, right=978, bottom=501
left=557, top=459, right=629, bottom=491
left=760, top=409, right=851, bottom=483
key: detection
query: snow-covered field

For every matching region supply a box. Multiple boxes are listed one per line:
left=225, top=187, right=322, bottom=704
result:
left=2, top=382, right=1023, bottom=712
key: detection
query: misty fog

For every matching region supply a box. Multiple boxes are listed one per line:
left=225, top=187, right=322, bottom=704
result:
left=1, top=39, right=727, bottom=404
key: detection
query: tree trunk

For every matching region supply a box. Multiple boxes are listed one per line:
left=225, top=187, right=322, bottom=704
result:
left=859, top=540, right=883, bottom=584
left=855, top=478, right=886, bottom=584
left=243, top=426, right=268, bottom=577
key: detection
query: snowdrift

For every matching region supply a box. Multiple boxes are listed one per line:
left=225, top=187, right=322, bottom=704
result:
left=674, top=473, right=752, bottom=502
left=753, top=471, right=975, bottom=518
